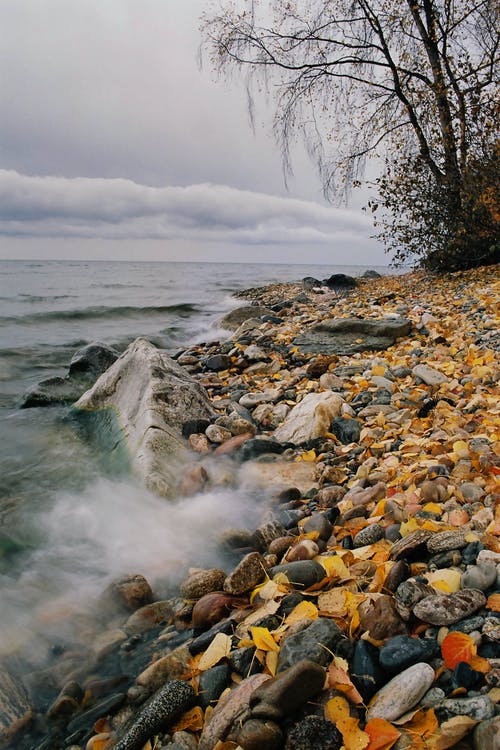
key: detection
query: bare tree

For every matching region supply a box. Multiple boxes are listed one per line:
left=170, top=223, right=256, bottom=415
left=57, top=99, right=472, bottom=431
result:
left=202, top=0, right=499, bottom=269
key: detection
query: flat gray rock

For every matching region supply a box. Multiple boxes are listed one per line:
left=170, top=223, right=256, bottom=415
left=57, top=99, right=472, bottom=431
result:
left=73, top=338, right=215, bottom=497
left=366, top=663, right=435, bottom=721
left=294, top=317, right=411, bottom=355
left=413, top=589, right=486, bottom=626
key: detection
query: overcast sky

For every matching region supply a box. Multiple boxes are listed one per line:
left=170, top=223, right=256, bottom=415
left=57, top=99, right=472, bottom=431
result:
left=0, top=0, right=387, bottom=264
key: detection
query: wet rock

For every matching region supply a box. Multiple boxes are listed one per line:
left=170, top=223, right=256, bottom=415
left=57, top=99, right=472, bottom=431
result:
left=358, top=595, right=408, bottom=640
left=413, top=589, right=487, bottom=626
left=219, top=306, right=273, bottom=330
left=285, top=539, right=320, bottom=562
left=302, top=276, right=322, bottom=290
left=237, top=718, right=283, bottom=750
left=249, top=659, right=325, bottom=719
left=473, top=716, right=500, bottom=750
left=66, top=692, right=126, bottom=734
left=189, top=618, right=236, bottom=656
left=353, top=523, right=384, bottom=548
left=302, top=513, right=332, bottom=540
left=229, top=646, right=259, bottom=677
left=461, top=562, right=497, bottom=591
left=224, top=552, right=267, bottom=595
left=390, top=529, right=433, bottom=561
left=21, top=376, right=89, bottom=407
left=315, top=485, right=346, bottom=507
left=198, top=665, right=231, bottom=711
left=412, top=364, right=449, bottom=385
left=124, top=600, right=175, bottom=635
left=239, top=391, right=280, bottom=409
left=268, top=560, right=325, bottom=589
left=366, top=662, right=435, bottom=721
left=436, top=695, right=495, bottom=723
left=198, top=673, right=270, bottom=750
left=238, top=437, right=285, bottom=461
left=482, top=616, right=500, bottom=642
left=277, top=617, right=342, bottom=672
left=395, top=579, right=436, bottom=620
left=69, top=341, right=118, bottom=378
left=216, top=413, right=256, bottom=436
left=284, top=715, right=342, bottom=750
left=73, top=338, right=215, bottom=497
left=113, top=681, right=195, bottom=750
left=188, top=433, right=211, bottom=453
left=379, top=635, right=439, bottom=674
left=427, top=530, right=467, bottom=554
left=103, top=574, right=153, bottom=613
left=329, top=416, right=361, bottom=444
left=253, top=522, right=289, bottom=553
left=180, top=569, right=227, bottom=601
left=0, top=669, right=33, bottom=748
left=273, top=391, right=343, bottom=445
left=294, top=317, right=411, bottom=356
left=192, top=593, right=244, bottom=631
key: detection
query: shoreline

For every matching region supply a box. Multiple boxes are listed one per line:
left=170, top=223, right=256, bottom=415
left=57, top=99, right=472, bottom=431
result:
left=3, top=264, right=499, bottom=750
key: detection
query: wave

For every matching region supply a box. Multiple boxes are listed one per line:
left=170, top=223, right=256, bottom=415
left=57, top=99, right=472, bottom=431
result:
left=0, top=303, right=199, bottom=326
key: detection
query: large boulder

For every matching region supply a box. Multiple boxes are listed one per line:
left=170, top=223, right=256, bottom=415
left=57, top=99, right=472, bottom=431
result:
left=73, top=338, right=215, bottom=497
left=219, top=306, right=274, bottom=331
left=0, top=669, right=33, bottom=748
left=323, top=273, right=357, bottom=290
left=68, top=341, right=118, bottom=378
left=273, top=391, right=343, bottom=445
left=294, top=317, right=412, bottom=355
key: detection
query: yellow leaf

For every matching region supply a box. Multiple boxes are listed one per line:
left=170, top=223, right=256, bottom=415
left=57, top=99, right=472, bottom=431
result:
left=325, top=695, right=350, bottom=723
left=300, top=449, right=317, bottom=462
left=265, top=649, right=278, bottom=676
left=452, top=440, right=469, bottom=459
left=250, top=626, right=279, bottom=653
left=318, top=555, right=351, bottom=579
left=285, top=600, right=319, bottom=625
left=198, top=633, right=232, bottom=671
left=371, top=365, right=386, bottom=376
left=400, top=517, right=420, bottom=536
left=338, top=716, right=370, bottom=750
left=425, top=569, right=462, bottom=593
left=422, top=502, right=443, bottom=515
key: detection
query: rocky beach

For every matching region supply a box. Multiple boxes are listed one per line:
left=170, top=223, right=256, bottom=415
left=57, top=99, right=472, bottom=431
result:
left=1, top=265, right=499, bottom=750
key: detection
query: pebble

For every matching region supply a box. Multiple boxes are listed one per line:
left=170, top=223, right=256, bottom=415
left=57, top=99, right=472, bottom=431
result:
left=180, top=569, right=227, bottom=601
left=192, top=593, right=242, bottom=631
left=103, top=574, right=154, bottom=613
left=461, top=562, right=497, bottom=591
left=277, top=618, right=343, bottom=672
left=353, top=523, right=384, bottom=547
left=413, top=589, right=487, bottom=625
left=273, top=391, right=343, bottom=445
left=205, top=424, right=232, bottom=444
left=390, top=530, right=432, bottom=560
left=395, top=579, right=435, bottom=620
left=188, top=433, right=211, bottom=452
left=198, top=665, right=230, bottom=711
left=329, top=416, right=362, bottom=444
left=223, top=551, right=267, bottom=595
left=366, top=663, right=435, bottom=721
left=204, top=354, right=232, bottom=371
left=427, top=530, right=467, bottom=554
left=249, top=659, right=325, bottom=719
left=239, top=390, right=279, bottom=408
left=420, top=687, right=446, bottom=708
left=236, top=718, right=283, bottom=750
left=436, top=695, right=495, bottom=722
left=412, top=364, right=449, bottom=385
left=473, top=716, right=500, bottom=750
left=284, top=716, right=342, bottom=750
left=379, top=635, right=439, bottom=674
left=301, top=513, right=332, bottom=540
left=285, top=539, right=320, bottom=562
left=358, top=594, right=408, bottom=640
left=268, top=560, right=326, bottom=589
left=351, top=640, right=386, bottom=701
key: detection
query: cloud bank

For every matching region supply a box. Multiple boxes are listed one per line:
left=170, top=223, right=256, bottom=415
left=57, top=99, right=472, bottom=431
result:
left=0, top=170, right=373, bottom=248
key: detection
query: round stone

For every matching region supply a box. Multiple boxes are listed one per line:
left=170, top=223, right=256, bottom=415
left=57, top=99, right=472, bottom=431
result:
left=353, top=523, right=384, bottom=548
left=473, top=716, right=500, bottom=750
left=180, top=569, right=227, bottom=601
left=285, top=716, right=342, bottom=750
left=412, top=589, right=487, bottom=626
left=461, top=562, right=497, bottom=591
left=366, top=663, right=435, bottom=721
left=379, top=635, right=439, bottom=674
left=205, top=424, right=232, bottom=444
left=426, top=530, right=467, bottom=554
left=237, top=719, right=283, bottom=750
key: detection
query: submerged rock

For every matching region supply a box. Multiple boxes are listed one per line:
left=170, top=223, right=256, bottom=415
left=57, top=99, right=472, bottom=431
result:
left=73, top=338, right=215, bottom=497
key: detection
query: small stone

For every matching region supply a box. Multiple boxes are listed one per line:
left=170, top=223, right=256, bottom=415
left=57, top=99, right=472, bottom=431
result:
left=459, top=482, right=485, bottom=502
left=198, top=665, right=231, bottom=711
left=319, top=372, right=345, bottom=390
left=285, top=715, right=342, bottom=750
left=329, top=416, right=361, bottom=444
left=198, top=673, right=270, bottom=750
left=351, top=640, right=386, bottom=702
left=473, top=716, right=500, bottom=750
left=180, top=569, right=227, bottom=601
left=253, top=521, right=288, bottom=551
left=124, top=600, right=175, bottom=635
left=188, top=433, right=211, bottom=452
left=103, top=574, right=154, bottom=613
left=379, top=635, right=439, bottom=674
left=268, top=560, right=326, bottom=590
left=390, top=530, right=432, bottom=560
left=366, top=663, right=435, bottom=721
left=413, top=589, right=487, bottom=626
left=436, top=695, right=495, bottom=723
left=315, top=485, right=346, bottom=507
left=302, top=513, right=332, bottom=540
left=395, top=580, right=436, bottom=620
left=285, top=539, right=320, bottom=562
left=382, top=560, right=411, bottom=594
left=237, top=719, right=283, bottom=750
left=420, top=687, right=446, bottom=708
left=273, top=391, right=344, bottom=445
left=136, top=644, right=192, bottom=691
left=224, top=552, right=267, bottom=595
left=204, top=354, right=232, bottom=371
left=205, top=424, right=232, bottom=444
left=353, top=523, right=384, bottom=548
left=113, top=681, right=195, bottom=750
left=461, top=562, right=497, bottom=591
left=482, top=616, right=500, bottom=642
left=192, top=592, right=243, bottom=631
left=239, top=390, right=279, bottom=409
left=277, top=618, right=342, bottom=672
left=268, top=536, right=296, bottom=557
left=249, top=659, right=325, bottom=719
left=358, top=595, right=407, bottom=640
left=412, top=364, right=449, bottom=385
left=427, top=530, right=467, bottom=554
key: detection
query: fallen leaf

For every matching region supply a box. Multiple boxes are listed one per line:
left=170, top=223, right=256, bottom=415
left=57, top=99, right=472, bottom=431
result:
left=250, top=626, right=279, bottom=652
left=486, top=593, right=500, bottom=612
left=364, top=718, right=401, bottom=750
left=171, top=705, right=204, bottom=732
left=327, top=656, right=363, bottom=704
left=441, top=631, right=476, bottom=669
left=86, top=735, right=114, bottom=750
left=337, top=716, right=369, bottom=750
left=425, top=569, right=462, bottom=593
left=318, top=555, right=351, bottom=579
left=285, top=599, right=319, bottom=625
left=300, top=449, right=317, bottom=462
left=399, top=517, right=421, bottom=536
left=425, top=715, right=478, bottom=749
left=265, top=649, right=278, bottom=676
left=198, top=632, right=232, bottom=671
left=325, top=695, right=350, bottom=724
left=468, top=654, right=491, bottom=673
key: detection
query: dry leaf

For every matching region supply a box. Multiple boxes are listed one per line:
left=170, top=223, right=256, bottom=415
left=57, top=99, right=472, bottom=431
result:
left=285, top=599, right=319, bottom=625
left=265, top=649, right=278, bottom=676
left=250, top=626, right=279, bottom=652
left=327, top=656, right=363, bottom=704
left=198, top=632, right=232, bottom=671
left=486, top=592, right=500, bottom=612
left=171, top=705, right=204, bottom=732
left=364, top=718, right=401, bottom=750
left=425, top=715, right=478, bottom=750
left=317, top=555, right=351, bottom=579
left=325, top=695, right=351, bottom=723
left=337, top=716, right=370, bottom=750
left=86, top=734, right=114, bottom=750
left=441, top=631, right=476, bottom=669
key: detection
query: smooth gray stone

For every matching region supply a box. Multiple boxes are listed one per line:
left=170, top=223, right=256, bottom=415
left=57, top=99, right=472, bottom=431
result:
left=379, top=635, right=439, bottom=674
left=69, top=341, right=118, bottom=377
left=294, top=317, right=411, bottom=355
left=21, top=376, right=86, bottom=407
left=366, top=663, right=435, bottom=721
left=461, top=562, right=497, bottom=591
left=473, top=716, right=500, bottom=750
left=113, top=681, right=195, bottom=750
left=219, top=306, right=274, bottom=331
left=437, top=695, right=495, bottom=723
left=277, top=618, right=342, bottom=672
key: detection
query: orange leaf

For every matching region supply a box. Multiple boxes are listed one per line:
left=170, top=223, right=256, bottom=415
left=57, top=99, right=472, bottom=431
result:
left=171, top=705, right=204, bottom=732
left=468, top=655, right=491, bottom=673
left=364, top=718, right=401, bottom=750
left=486, top=593, right=500, bottom=612
left=441, top=632, right=476, bottom=669
left=327, top=657, right=363, bottom=704
left=250, top=626, right=279, bottom=653
left=337, top=716, right=369, bottom=750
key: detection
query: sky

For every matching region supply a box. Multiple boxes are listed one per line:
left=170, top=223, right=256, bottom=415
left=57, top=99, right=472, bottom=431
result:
left=0, top=0, right=387, bottom=264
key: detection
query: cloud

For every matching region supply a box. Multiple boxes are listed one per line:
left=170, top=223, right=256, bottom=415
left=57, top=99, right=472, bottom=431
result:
left=0, top=169, right=373, bottom=247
